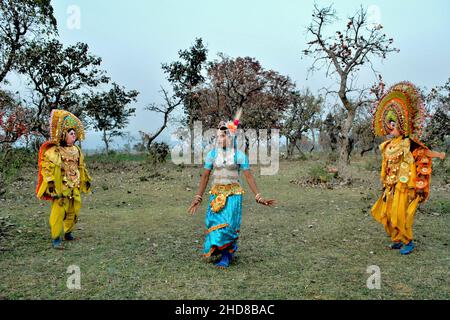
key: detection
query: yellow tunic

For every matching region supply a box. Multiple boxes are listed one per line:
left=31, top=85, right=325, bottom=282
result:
left=37, top=145, right=92, bottom=239
left=371, top=136, right=420, bottom=244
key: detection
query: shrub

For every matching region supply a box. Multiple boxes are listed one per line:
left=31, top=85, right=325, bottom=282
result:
left=147, top=142, right=169, bottom=165
left=308, top=164, right=333, bottom=183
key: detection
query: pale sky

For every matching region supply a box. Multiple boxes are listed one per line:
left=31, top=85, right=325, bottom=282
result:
left=10, top=0, right=450, bottom=150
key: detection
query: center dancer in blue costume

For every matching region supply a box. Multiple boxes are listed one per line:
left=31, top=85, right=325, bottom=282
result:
left=188, top=111, right=276, bottom=269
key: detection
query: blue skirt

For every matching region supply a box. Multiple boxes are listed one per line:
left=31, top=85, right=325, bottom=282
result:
left=203, top=194, right=242, bottom=257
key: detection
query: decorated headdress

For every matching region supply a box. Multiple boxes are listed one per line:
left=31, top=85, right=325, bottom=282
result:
left=372, top=81, right=425, bottom=139
left=49, top=109, right=85, bottom=144
left=216, top=109, right=243, bottom=166
left=217, top=108, right=242, bottom=136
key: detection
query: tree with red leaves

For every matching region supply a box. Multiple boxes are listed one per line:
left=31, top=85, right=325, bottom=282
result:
left=0, top=90, right=31, bottom=148
left=197, top=53, right=295, bottom=131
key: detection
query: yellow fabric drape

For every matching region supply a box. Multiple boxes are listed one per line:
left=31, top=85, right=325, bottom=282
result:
left=49, top=191, right=82, bottom=239
left=37, top=145, right=91, bottom=239
left=371, top=137, right=419, bottom=244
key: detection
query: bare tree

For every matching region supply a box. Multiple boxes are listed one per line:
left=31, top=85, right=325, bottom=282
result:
left=140, top=87, right=181, bottom=150
left=355, top=75, right=386, bottom=156
left=281, top=89, right=322, bottom=158
left=303, top=4, right=398, bottom=169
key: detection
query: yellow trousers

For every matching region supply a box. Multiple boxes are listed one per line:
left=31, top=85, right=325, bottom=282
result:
left=49, top=197, right=81, bottom=240
left=371, top=184, right=420, bottom=244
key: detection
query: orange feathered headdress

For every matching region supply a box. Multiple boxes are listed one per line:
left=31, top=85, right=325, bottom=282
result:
left=372, top=81, right=425, bottom=139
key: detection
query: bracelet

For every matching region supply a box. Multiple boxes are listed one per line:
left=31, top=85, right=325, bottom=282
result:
left=194, top=194, right=203, bottom=201
left=255, top=193, right=262, bottom=201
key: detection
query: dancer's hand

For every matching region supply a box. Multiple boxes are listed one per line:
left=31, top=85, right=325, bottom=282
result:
left=188, top=196, right=202, bottom=215
left=258, top=198, right=276, bottom=207
left=426, top=150, right=446, bottom=160
left=255, top=194, right=276, bottom=207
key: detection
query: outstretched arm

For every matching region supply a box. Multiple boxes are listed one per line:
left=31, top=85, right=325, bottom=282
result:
left=188, top=169, right=211, bottom=215
left=426, top=150, right=446, bottom=160
left=243, top=170, right=276, bottom=207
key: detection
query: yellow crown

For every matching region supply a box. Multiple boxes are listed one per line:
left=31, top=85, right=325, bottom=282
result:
left=49, top=109, right=85, bottom=144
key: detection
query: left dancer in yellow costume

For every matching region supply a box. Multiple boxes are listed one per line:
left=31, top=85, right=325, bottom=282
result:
left=371, top=82, right=445, bottom=255
left=36, top=110, right=92, bottom=250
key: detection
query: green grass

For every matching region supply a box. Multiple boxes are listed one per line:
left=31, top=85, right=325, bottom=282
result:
left=85, top=151, right=149, bottom=164
left=0, top=155, right=449, bottom=299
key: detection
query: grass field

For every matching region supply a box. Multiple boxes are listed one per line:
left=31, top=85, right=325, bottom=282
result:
left=0, top=154, right=449, bottom=300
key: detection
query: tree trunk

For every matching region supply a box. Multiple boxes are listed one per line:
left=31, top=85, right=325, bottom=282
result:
left=287, top=137, right=296, bottom=158
left=338, top=107, right=356, bottom=170
left=295, top=144, right=306, bottom=158
left=145, top=111, right=171, bottom=150
left=310, top=128, right=316, bottom=153
left=0, top=34, right=20, bottom=83
left=103, top=131, right=109, bottom=155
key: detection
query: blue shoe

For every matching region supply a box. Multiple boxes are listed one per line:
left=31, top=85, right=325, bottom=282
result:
left=389, top=242, right=403, bottom=249
left=400, top=241, right=415, bottom=255
left=230, top=242, right=238, bottom=254
left=214, top=251, right=233, bottom=269
left=52, top=238, right=64, bottom=250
